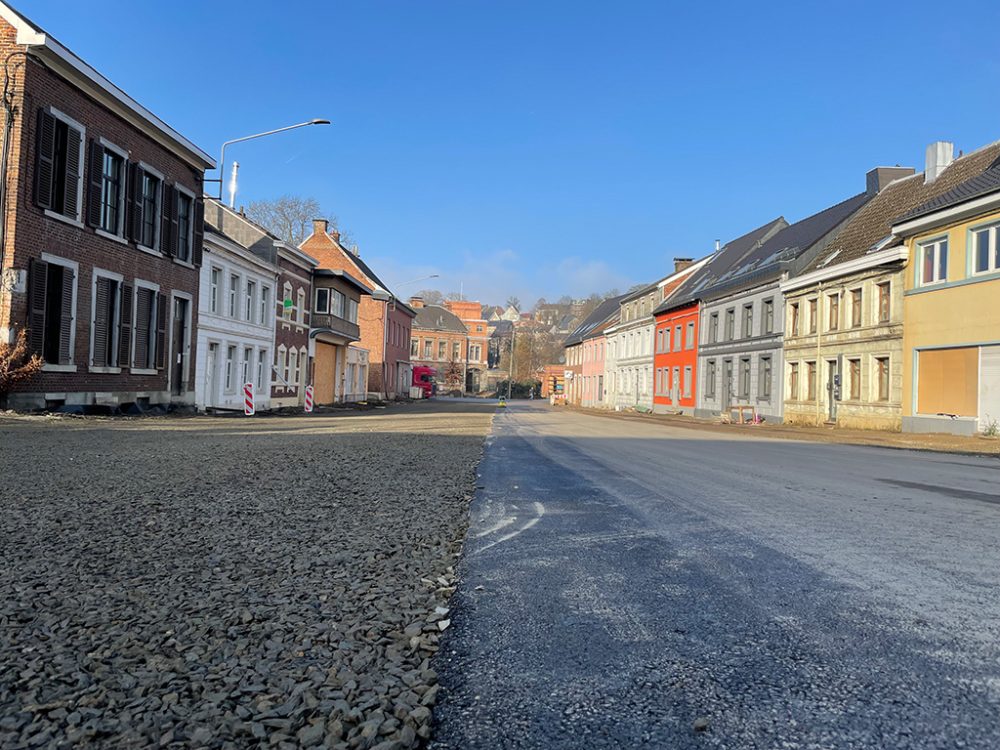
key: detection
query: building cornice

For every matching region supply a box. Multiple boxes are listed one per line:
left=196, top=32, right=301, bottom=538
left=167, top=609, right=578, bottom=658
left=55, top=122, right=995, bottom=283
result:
left=780, top=245, right=908, bottom=293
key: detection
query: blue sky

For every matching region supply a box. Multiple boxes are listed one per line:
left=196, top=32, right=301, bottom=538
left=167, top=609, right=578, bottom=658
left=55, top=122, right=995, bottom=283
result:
left=20, top=0, right=1000, bottom=305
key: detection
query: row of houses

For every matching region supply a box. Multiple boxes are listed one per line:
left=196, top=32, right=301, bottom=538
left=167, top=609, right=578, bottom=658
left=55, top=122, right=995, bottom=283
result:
left=0, top=3, right=417, bottom=412
left=564, top=139, right=1000, bottom=436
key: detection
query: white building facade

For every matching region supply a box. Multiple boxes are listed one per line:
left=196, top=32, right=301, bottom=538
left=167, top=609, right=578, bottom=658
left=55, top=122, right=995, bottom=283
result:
left=195, top=229, right=278, bottom=411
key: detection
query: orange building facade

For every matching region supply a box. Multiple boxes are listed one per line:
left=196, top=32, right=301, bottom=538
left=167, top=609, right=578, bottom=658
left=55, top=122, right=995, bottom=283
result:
left=652, top=300, right=701, bottom=414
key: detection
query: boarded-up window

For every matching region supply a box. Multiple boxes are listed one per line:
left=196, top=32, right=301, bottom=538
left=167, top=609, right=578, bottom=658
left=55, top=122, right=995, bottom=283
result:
left=849, top=358, right=861, bottom=400
left=789, top=362, right=799, bottom=400
left=806, top=361, right=816, bottom=400
left=917, top=347, right=978, bottom=417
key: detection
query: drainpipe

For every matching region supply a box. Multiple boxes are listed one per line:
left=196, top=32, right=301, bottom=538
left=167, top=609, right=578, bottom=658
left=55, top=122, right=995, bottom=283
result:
left=0, top=53, right=27, bottom=337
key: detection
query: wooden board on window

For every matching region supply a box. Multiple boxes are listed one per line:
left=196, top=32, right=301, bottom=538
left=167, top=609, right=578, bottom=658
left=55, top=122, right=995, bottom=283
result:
left=917, top=347, right=978, bottom=417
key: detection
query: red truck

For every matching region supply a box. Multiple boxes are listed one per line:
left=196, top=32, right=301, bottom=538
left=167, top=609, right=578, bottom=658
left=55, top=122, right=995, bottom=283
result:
left=412, top=366, right=437, bottom=398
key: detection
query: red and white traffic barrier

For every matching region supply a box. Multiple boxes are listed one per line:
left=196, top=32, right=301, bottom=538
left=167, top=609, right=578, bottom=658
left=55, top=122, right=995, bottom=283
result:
left=243, top=383, right=255, bottom=416
left=304, top=384, right=314, bottom=413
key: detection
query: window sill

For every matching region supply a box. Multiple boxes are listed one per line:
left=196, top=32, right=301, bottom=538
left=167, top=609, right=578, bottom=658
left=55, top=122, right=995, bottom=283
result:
left=42, top=363, right=77, bottom=373
left=44, top=210, right=85, bottom=230
left=130, top=368, right=157, bottom=376
left=135, top=244, right=163, bottom=258
left=89, top=366, right=122, bottom=374
left=173, top=258, right=195, bottom=269
left=95, top=228, right=129, bottom=245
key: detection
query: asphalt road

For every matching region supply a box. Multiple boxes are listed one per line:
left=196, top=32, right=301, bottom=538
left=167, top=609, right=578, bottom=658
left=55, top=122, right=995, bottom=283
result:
left=430, top=403, right=1000, bottom=749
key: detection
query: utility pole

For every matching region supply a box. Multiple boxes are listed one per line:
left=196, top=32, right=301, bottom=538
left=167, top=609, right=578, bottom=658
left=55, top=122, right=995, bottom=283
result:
left=507, top=325, right=516, bottom=400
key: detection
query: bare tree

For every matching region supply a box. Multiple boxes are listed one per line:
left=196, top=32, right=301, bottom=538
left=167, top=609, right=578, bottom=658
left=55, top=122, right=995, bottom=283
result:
left=506, top=295, right=521, bottom=310
left=444, top=291, right=464, bottom=302
left=245, top=195, right=353, bottom=247
left=415, top=289, right=444, bottom=305
left=0, top=327, right=42, bottom=408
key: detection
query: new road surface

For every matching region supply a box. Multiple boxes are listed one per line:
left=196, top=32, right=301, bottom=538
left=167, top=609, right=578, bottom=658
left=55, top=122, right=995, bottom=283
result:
left=431, top=402, right=1000, bottom=750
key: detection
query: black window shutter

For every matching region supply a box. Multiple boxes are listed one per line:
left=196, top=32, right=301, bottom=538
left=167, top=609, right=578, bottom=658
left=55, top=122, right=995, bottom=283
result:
left=134, top=289, right=151, bottom=367
left=63, top=125, right=82, bottom=220
left=155, top=292, right=168, bottom=369
left=34, top=110, right=55, bottom=210
left=27, top=258, right=48, bottom=354
left=160, top=185, right=176, bottom=256
left=86, top=140, right=103, bottom=228
left=168, top=188, right=180, bottom=257
left=191, top=198, right=204, bottom=266
left=92, top=276, right=111, bottom=366
left=127, top=162, right=143, bottom=243
left=118, top=284, right=133, bottom=368
left=58, top=267, right=74, bottom=364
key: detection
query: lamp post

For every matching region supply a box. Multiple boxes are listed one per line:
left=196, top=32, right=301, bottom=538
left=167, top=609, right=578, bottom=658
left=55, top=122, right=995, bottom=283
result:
left=205, top=119, right=331, bottom=208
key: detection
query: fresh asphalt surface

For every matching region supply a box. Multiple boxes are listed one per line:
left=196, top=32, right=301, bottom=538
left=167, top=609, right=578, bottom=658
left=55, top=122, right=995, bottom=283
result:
left=430, top=402, right=1000, bottom=749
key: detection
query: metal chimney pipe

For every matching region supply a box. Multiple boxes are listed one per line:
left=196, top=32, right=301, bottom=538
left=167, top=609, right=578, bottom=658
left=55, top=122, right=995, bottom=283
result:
left=228, top=161, right=240, bottom=209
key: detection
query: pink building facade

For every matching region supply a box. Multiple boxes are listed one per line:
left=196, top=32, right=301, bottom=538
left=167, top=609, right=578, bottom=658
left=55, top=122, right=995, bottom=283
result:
left=581, top=330, right=610, bottom=408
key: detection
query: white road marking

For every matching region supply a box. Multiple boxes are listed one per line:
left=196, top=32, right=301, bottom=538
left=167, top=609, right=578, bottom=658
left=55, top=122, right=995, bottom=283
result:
left=476, top=502, right=545, bottom=553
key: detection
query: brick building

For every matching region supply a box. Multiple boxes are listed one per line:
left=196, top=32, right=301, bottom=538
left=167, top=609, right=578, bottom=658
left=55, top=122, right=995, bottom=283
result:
left=310, top=269, right=371, bottom=405
left=0, top=4, right=214, bottom=409
left=300, top=219, right=416, bottom=399
left=408, top=297, right=479, bottom=393
left=442, top=299, right=489, bottom=392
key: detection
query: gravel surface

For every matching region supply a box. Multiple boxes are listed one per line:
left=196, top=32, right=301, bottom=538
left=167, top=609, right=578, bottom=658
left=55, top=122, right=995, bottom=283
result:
left=432, top=403, right=1000, bottom=749
left=0, top=401, right=492, bottom=749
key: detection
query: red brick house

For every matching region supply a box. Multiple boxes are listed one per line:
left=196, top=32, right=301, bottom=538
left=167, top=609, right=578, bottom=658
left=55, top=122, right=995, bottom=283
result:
left=0, top=4, right=214, bottom=410
left=300, top=220, right=416, bottom=399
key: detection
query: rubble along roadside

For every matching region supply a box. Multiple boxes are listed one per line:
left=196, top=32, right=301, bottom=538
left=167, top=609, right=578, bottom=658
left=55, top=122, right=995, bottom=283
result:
left=0, top=401, right=493, bottom=749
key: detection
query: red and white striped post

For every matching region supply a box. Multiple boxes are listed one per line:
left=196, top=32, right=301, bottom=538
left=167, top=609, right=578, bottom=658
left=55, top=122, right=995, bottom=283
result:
left=304, top=384, right=314, bottom=413
left=243, top=383, right=255, bottom=416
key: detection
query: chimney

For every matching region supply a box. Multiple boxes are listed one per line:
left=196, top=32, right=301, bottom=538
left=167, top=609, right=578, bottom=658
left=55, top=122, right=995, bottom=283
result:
left=409, top=296, right=425, bottom=309
left=714, top=239, right=721, bottom=253
left=674, top=257, right=694, bottom=274
left=312, top=218, right=328, bottom=237
left=866, top=166, right=915, bottom=195
left=924, top=141, right=954, bottom=184
left=350, top=243, right=360, bottom=257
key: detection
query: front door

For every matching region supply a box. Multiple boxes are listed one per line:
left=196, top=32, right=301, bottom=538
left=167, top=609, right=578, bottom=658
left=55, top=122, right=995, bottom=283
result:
left=206, top=343, right=219, bottom=407
left=827, top=359, right=840, bottom=422
left=171, top=297, right=190, bottom=396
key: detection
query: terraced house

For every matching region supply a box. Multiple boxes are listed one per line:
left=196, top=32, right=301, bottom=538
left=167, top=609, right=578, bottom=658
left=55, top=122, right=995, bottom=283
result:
left=783, top=141, right=1000, bottom=430
left=562, top=296, right=623, bottom=406
left=0, top=3, right=214, bottom=410
left=694, top=187, right=873, bottom=422
left=652, top=219, right=786, bottom=416
left=893, top=154, right=1000, bottom=435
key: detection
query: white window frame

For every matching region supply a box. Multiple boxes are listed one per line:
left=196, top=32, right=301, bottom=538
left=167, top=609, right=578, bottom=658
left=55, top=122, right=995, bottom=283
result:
left=917, top=236, right=948, bottom=286
left=229, top=273, right=240, bottom=318
left=209, top=266, right=222, bottom=314
left=135, top=161, right=165, bottom=255
left=224, top=344, right=237, bottom=392
left=969, top=221, right=1000, bottom=276
left=245, top=279, right=257, bottom=323
left=38, top=253, right=80, bottom=372
left=88, top=267, right=124, bottom=373
left=259, top=285, right=271, bottom=326
left=173, top=184, right=197, bottom=265
left=315, top=287, right=330, bottom=314
left=43, top=107, right=86, bottom=228
left=94, top=137, right=128, bottom=242
left=130, top=278, right=160, bottom=375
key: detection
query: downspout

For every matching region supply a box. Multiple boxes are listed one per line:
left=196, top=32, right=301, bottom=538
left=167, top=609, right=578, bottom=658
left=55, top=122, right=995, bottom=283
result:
left=0, top=53, right=27, bottom=336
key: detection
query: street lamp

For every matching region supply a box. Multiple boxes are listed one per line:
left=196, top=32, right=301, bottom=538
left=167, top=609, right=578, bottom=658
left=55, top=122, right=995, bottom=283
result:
left=205, top=119, right=331, bottom=207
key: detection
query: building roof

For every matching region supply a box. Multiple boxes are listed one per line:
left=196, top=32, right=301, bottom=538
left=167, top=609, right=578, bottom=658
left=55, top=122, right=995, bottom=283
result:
left=699, top=190, right=871, bottom=301
left=564, top=295, right=626, bottom=346
left=313, top=268, right=373, bottom=295
left=653, top=217, right=787, bottom=314
left=898, top=162, right=1000, bottom=222
left=804, top=140, right=1000, bottom=274
left=413, top=305, right=468, bottom=334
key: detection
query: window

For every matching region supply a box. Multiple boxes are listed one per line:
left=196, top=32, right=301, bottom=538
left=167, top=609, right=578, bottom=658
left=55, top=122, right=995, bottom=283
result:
left=242, top=346, right=253, bottom=386
left=828, top=293, right=839, bottom=331
left=851, top=289, right=862, bottom=327
left=27, top=258, right=77, bottom=366
left=329, top=289, right=345, bottom=318
left=759, top=356, right=772, bottom=399
left=91, top=274, right=124, bottom=368
left=683, top=366, right=692, bottom=398
left=806, top=361, right=817, bottom=400
left=245, top=280, right=257, bottom=323
left=346, top=298, right=358, bottom=323
left=260, top=287, right=270, bottom=325
left=97, top=147, right=124, bottom=234
left=423, top=340, right=432, bottom=358
left=229, top=274, right=239, bottom=318
left=470, top=344, right=482, bottom=361
left=256, top=350, right=266, bottom=390
left=132, top=286, right=161, bottom=370
left=876, top=357, right=890, bottom=401
left=282, top=283, right=292, bottom=319
left=139, top=170, right=161, bottom=249
left=296, top=289, right=306, bottom=321
left=705, top=360, right=717, bottom=398
left=972, top=224, right=1000, bottom=275
left=709, top=312, right=719, bottom=343
left=742, top=304, right=753, bottom=338
left=35, top=109, right=84, bottom=221
left=738, top=357, right=751, bottom=398
left=315, top=288, right=330, bottom=313
left=225, top=345, right=236, bottom=391
left=292, top=349, right=302, bottom=386
left=790, top=302, right=800, bottom=336
left=918, top=237, right=948, bottom=285
left=789, top=362, right=799, bottom=400
left=877, top=282, right=890, bottom=323
left=724, top=308, right=735, bottom=340
left=210, top=268, right=221, bottom=314
left=438, top=341, right=447, bottom=360
left=411, top=339, right=419, bottom=357
left=453, top=342, right=461, bottom=360
left=686, top=321, right=695, bottom=349
left=723, top=359, right=733, bottom=401
left=175, top=191, right=193, bottom=262
left=762, top=299, right=774, bottom=335
left=674, top=325, right=682, bottom=351
left=849, top=358, right=861, bottom=400
left=808, top=299, right=817, bottom=333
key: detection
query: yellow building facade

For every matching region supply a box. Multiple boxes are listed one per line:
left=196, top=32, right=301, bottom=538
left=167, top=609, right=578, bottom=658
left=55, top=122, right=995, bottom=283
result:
left=894, top=182, right=1000, bottom=435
